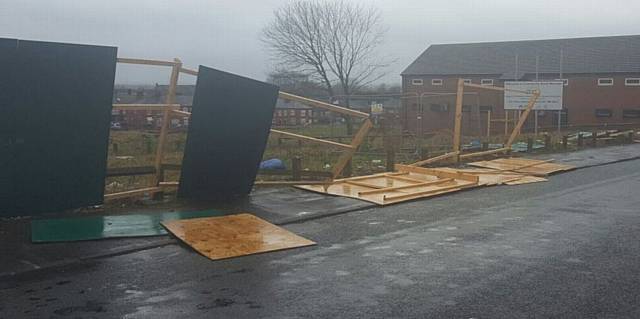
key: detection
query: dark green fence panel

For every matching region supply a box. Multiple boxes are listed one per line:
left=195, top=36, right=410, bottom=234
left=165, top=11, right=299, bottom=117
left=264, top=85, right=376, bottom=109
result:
left=0, top=39, right=117, bottom=216
left=178, top=66, right=279, bottom=200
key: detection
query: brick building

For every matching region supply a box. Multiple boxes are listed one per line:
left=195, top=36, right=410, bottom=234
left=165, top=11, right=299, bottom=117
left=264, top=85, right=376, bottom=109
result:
left=401, top=35, right=640, bottom=135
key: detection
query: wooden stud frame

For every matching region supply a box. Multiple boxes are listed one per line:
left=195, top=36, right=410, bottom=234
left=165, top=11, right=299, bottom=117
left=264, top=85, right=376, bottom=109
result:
left=104, top=58, right=373, bottom=200
left=409, top=79, right=540, bottom=166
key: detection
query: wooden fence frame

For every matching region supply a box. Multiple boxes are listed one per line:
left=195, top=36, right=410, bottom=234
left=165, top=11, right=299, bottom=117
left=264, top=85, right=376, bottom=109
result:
left=410, top=78, right=540, bottom=166
left=105, top=57, right=372, bottom=200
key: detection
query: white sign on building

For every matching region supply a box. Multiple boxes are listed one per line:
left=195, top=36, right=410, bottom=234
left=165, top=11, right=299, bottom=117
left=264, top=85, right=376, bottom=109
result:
left=504, top=81, right=563, bottom=110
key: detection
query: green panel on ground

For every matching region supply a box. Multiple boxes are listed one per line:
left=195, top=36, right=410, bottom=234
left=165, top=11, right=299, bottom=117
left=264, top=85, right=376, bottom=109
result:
left=31, top=210, right=224, bottom=243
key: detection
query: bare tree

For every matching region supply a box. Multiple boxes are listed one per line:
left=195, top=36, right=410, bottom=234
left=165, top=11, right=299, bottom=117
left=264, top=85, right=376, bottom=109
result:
left=262, top=0, right=390, bottom=134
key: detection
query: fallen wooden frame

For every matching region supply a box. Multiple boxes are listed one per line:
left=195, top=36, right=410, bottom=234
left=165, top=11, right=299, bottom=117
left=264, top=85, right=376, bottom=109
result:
left=105, top=57, right=372, bottom=200
left=295, top=164, right=479, bottom=205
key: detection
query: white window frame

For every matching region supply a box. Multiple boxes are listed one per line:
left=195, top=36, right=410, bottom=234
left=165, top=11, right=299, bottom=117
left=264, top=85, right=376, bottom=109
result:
left=481, top=79, right=494, bottom=86
left=463, top=79, right=472, bottom=84
left=431, top=79, right=443, bottom=86
left=555, top=79, right=569, bottom=86
left=598, top=78, right=614, bottom=86
left=625, top=78, right=640, bottom=86
left=411, top=79, right=423, bottom=86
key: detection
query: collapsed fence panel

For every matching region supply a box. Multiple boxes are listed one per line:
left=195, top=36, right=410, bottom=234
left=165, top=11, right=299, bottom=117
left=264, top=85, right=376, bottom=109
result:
left=0, top=38, right=117, bottom=216
left=178, top=66, right=279, bottom=200
left=296, top=165, right=479, bottom=205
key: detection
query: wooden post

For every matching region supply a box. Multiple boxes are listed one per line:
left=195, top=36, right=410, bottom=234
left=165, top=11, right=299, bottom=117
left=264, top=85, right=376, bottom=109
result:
left=591, top=130, right=597, bottom=146
left=577, top=133, right=583, bottom=147
left=562, top=135, right=568, bottom=150
left=628, top=131, right=635, bottom=143
left=386, top=148, right=395, bottom=172
left=486, top=110, right=491, bottom=137
left=292, top=156, right=302, bottom=181
left=544, top=134, right=551, bottom=150
left=112, top=143, right=118, bottom=155
left=482, top=142, right=489, bottom=151
left=452, top=78, right=464, bottom=163
left=505, top=91, right=540, bottom=148
left=154, top=58, right=182, bottom=186
left=527, top=137, right=533, bottom=152
left=504, top=111, right=509, bottom=136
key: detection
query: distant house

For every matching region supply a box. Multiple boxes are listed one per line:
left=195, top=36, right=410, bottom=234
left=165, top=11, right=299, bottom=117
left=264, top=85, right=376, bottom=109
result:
left=112, top=84, right=193, bottom=130
left=273, top=99, right=329, bottom=126
left=401, top=35, right=640, bottom=135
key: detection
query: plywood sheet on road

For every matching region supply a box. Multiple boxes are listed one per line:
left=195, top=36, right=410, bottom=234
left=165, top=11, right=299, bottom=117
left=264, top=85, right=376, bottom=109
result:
left=468, top=158, right=574, bottom=176
left=162, top=213, right=316, bottom=260
left=296, top=166, right=480, bottom=205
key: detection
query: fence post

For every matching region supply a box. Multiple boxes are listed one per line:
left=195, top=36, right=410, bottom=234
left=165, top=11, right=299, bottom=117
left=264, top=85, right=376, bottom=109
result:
left=527, top=137, right=533, bottom=152
left=482, top=142, right=489, bottom=151
left=591, top=130, right=597, bottom=146
left=562, top=135, right=568, bottom=150
left=292, top=156, right=301, bottom=181
left=577, top=133, right=584, bottom=147
left=386, top=148, right=395, bottom=172
left=628, top=131, right=635, bottom=144
left=544, top=134, right=551, bottom=150
left=112, top=143, right=119, bottom=155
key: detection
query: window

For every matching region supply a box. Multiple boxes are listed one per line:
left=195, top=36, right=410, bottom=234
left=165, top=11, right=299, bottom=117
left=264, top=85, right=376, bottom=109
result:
left=595, top=109, right=612, bottom=118
left=412, top=79, right=423, bottom=86
left=625, top=78, right=640, bottom=86
left=598, top=78, right=614, bottom=86
left=430, top=103, right=448, bottom=112
left=555, top=79, right=569, bottom=86
left=481, top=79, right=494, bottom=86
left=431, top=79, right=443, bottom=86
left=463, top=79, right=472, bottom=84
left=622, top=109, right=640, bottom=118
left=289, top=110, right=295, bottom=116
left=300, top=110, right=306, bottom=116
left=479, top=105, right=493, bottom=112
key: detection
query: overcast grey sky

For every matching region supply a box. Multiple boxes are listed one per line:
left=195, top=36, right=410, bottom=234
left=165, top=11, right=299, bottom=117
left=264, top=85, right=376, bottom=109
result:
left=1, top=0, right=639, bottom=85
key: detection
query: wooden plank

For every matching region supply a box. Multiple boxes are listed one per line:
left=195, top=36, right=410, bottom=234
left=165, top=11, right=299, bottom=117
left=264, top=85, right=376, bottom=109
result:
left=104, top=187, right=162, bottom=201
left=358, top=178, right=454, bottom=195
left=383, top=181, right=475, bottom=202
left=334, top=171, right=407, bottom=182
left=254, top=180, right=332, bottom=186
left=113, top=104, right=180, bottom=111
left=459, top=147, right=510, bottom=160
left=278, top=91, right=369, bottom=118
left=116, top=57, right=177, bottom=67
left=154, top=59, right=182, bottom=185
left=270, top=129, right=354, bottom=150
left=162, top=213, right=316, bottom=260
left=171, top=109, right=191, bottom=117
left=180, top=67, right=199, bottom=76
left=332, top=119, right=374, bottom=178
left=506, top=91, right=540, bottom=148
left=410, top=151, right=460, bottom=167
left=452, top=79, right=464, bottom=156
left=106, top=166, right=156, bottom=177
left=395, top=164, right=480, bottom=183
left=384, top=174, right=429, bottom=183
left=344, top=180, right=385, bottom=189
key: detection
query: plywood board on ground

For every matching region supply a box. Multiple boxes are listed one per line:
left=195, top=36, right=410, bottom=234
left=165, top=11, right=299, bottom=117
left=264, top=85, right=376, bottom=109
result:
left=468, top=158, right=573, bottom=176
left=162, top=213, right=316, bottom=260
left=296, top=167, right=479, bottom=205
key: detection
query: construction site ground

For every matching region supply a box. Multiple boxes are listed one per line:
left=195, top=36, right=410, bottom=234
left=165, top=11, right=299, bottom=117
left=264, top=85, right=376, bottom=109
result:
left=1, top=143, right=640, bottom=317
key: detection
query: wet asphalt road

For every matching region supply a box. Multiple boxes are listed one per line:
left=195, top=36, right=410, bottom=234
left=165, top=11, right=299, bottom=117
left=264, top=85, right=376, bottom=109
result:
left=1, top=159, right=640, bottom=318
